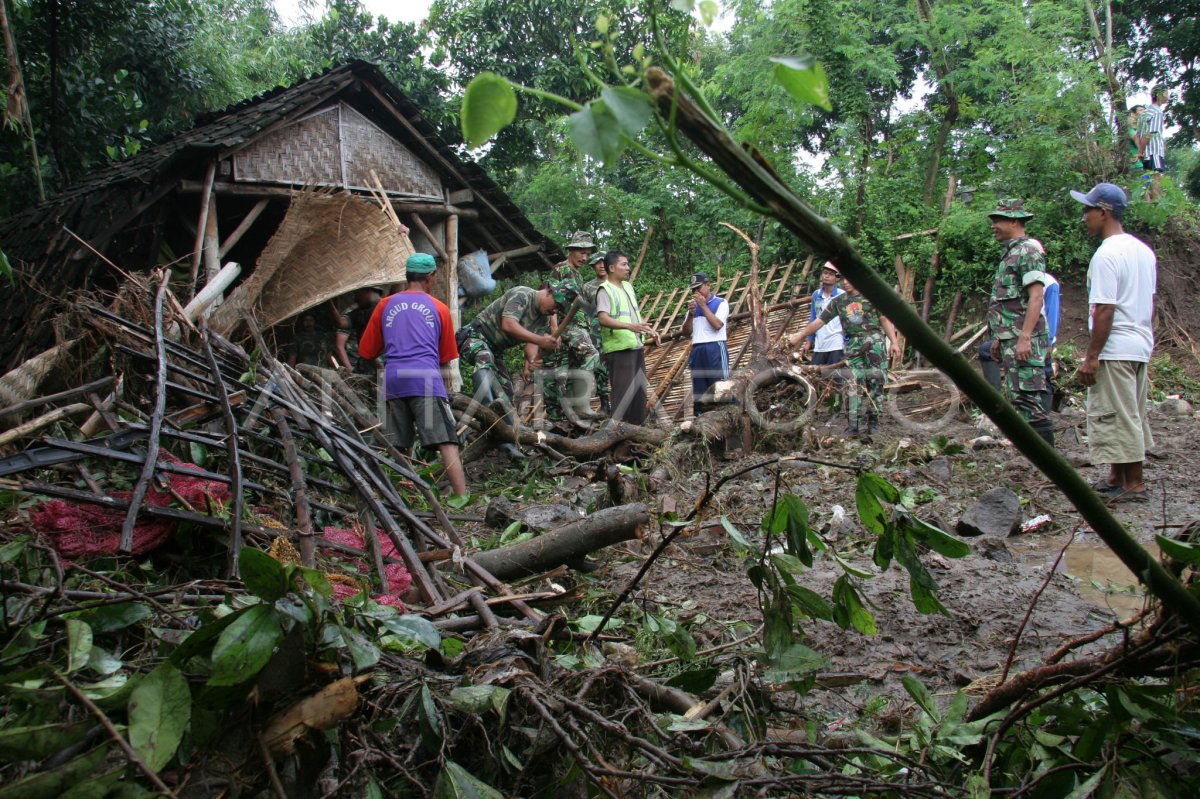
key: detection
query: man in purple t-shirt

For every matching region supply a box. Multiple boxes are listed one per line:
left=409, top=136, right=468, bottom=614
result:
left=359, top=253, right=466, bottom=497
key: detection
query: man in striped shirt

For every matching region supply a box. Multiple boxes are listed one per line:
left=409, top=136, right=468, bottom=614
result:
left=1137, top=86, right=1167, bottom=201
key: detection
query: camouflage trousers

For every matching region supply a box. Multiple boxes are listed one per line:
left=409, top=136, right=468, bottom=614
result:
left=457, top=331, right=515, bottom=409
left=541, top=323, right=605, bottom=419
left=996, top=337, right=1049, bottom=425
left=844, top=337, right=888, bottom=425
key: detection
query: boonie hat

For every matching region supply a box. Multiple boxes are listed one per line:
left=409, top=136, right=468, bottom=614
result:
left=548, top=278, right=579, bottom=309
left=565, top=230, right=596, bottom=250
left=988, top=198, right=1034, bottom=220
left=405, top=252, right=437, bottom=274
left=1069, top=182, right=1128, bottom=213
left=588, top=252, right=605, bottom=267
left=689, top=272, right=710, bottom=290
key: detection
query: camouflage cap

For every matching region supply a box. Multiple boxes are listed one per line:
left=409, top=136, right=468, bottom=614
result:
left=987, top=198, right=1034, bottom=220
left=565, top=230, right=596, bottom=250
left=588, top=252, right=605, bottom=266
left=548, top=277, right=579, bottom=309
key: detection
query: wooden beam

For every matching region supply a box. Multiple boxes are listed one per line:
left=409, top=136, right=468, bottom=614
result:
left=489, top=242, right=543, bottom=262
left=408, top=213, right=449, bottom=262
left=189, top=162, right=217, bottom=290
left=892, top=227, right=939, bottom=241
left=639, top=290, right=666, bottom=321
left=769, top=259, right=797, bottom=304
left=447, top=188, right=474, bottom=204
left=178, top=181, right=479, bottom=218
left=202, top=192, right=221, bottom=281
left=628, top=225, right=655, bottom=282
left=218, top=199, right=270, bottom=258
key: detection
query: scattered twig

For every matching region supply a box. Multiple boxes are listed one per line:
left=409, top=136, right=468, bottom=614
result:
left=999, top=526, right=1078, bottom=683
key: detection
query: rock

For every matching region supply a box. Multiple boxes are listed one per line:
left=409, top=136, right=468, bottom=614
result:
left=1156, top=398, right=1193, bottom=418
left=710, top=379, right=739, bottom=403
left=969, top=435, right=1005, bottom=450
left=484, top=496, right=519, bottom=530
left=956, top=488, right=1022, bottom=538
left=926, top=457, right=951, bottom=483
left=974, top=537, right=1014, bottom=562
left=520, top=502, right=584, bottom=532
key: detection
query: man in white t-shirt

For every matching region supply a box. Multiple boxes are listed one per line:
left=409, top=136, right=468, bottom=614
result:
left=1070, top=182, right=1157, bottom=502
left=681, top=272, right=729, bottom=415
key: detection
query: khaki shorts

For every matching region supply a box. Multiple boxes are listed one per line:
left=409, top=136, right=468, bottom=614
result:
left=386, top=395, right=459, bottom=450
left=1086, top=360, right=1153, bottom=465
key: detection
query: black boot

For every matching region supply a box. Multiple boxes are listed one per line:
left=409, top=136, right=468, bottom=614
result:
left=1033, top=420, right=1055, bottom=448
left=868, top=414, right=879, bottom=435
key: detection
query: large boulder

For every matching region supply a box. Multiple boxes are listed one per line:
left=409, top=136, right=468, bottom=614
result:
left=956, top=487, right=1021, bottom=538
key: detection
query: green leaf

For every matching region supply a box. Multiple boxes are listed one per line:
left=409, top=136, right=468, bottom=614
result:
left=1156, top=535, right=1200, bottom=565
left=65, top=620, right=93, bottom=674
left=873, top=528, right=895, bottom=569
left=87, top=646, right=123, bottom=676
left=698, top=0, right=719, bottom=26
left=0, top=248, right=12, bottom=287
left=765, top=494, right=812, bottom=566
left=0, top=536, right=27, bottom=563
left=208, top=605, right=283, bottom=686
left=344, top=629, right=381, bottom=670
left=856, top=472, right=895, bottom=536
left=1063, top=768, right=1108, bottom=799
left=433, top=760, right=505, bottom=799
left=908, top=516, right=971, bottom=558
left=418, top=685, right=444, bottom=751
left=786, top=584, right=834, bottom=621
left=0, top=721, right=91, bottom=761
left=894, top=531, right=947, bottom=615
left=0, top=743, right=109, bottom=799
left=669, top=0, right=695, bottom=12
left=449, top=685, right=511, bottom=715
left=127, top=663, right=191, bottom=771
left=720, top=516, right=753, bottom=552
left=461, top=72, right=517, bottom=148
left=169, top=610, right=242, bottom=666
left=68, top=602, right=151, bottom=633
left=763, top=642, right=829, bottom=683
left=572, top=614, right=623, bottom=633
left=239, top=547, right=290, bottom=602
left=568, top=100, right=625, bottom=167
left=832, top=576, right=876, bottom=635
left=599, top=86, right=652, bottom=138
left=902, top=675, right=939, bottom=722
left=381, top=614, right=441, bottom=648
left=770, top=55, right=832, bottom=111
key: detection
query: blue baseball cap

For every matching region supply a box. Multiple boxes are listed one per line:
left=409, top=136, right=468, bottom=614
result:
left=1070, top=183, right=1127, bottom=213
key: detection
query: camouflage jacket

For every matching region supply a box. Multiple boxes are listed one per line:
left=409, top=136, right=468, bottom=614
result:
left=467, top=286, right=550, bottom=353
left=818, top=291, right=887, bottom=346
left=552, top=260, right=594, bottom=326
left=987, top=237, right=1048, bottom=340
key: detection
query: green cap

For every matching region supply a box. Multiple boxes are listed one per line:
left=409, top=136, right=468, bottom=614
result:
left=565, top=230, right=596, bottom=250
left=548, top=277, right=579, bottom=309
left=988, top=198, right=1034, bottom=220
left=406, top=252, right=437, bottom=274
left=588, top=252, right=605, bottom=267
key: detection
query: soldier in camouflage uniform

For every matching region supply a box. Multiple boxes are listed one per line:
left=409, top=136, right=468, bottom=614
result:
left=543, top=231, right=607, bottom=419
left=456, top=280, right=578, bottom=415
left=986, top=198, right=1054, bottom=447
left=785, top=264, right=898, bottom=438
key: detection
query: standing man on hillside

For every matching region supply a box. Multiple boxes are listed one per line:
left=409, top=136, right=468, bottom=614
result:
left=681, top=272, right=729, bottom=415
left=1070, top=183, right=1157, bottom=502
left=808, top=262, right=846, bottom=368
left=358, top=254, right=467, bottom=497
left=596, top=250, right=659, bottom=426
left=985, top=198, right=1055, bottom=447
left=544, top=231, right=606, bottom=420
left=1136, top=86, right=1167, bottom=202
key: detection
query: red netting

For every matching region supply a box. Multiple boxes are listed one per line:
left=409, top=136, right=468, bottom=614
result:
left=30, top=456, right=231, bottom=558
left=322, top=526, right=413, bottom=610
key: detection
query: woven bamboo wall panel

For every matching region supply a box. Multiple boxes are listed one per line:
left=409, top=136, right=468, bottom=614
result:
left=209, top=191, right=414, bottom=335
left=341, top=105, right=442, bottom=199
left=233, top=107, right=343, bottom=186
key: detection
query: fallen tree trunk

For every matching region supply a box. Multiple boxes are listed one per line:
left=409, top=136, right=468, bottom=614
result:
left=451, top=395, right=667, bottom=460
left=472, top=503, right=649, bottom=579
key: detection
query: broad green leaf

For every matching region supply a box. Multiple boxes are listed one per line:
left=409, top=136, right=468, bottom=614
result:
left=381, top=614, right=441, bottom=648
left=786, top=584, right=833, bottom=621
left=908, top=516, right=971, bottom=558
left=170, top=610, right=242, bottom=666
left=296, top=567, right=333, bottom=597
left=572, top=614, right=623, bottom=633
left=1064, top=768, right=1108, bottom=799
left=666, top=667, right=720, bottom=694
left=238, top=547, right=290, bottom=602
left=669, top=0, right=695, bottom=12
left=68, top=602, right=151, bottom=633
left=461, top=73, right=517, bottom=148
left=0, top=536, right=27, bottom=563
left=208, top=605, right=283, bottom=686
left=0, top=743, right=109, bottom=799
left=418, top=685, right=444, bottom=751
left=683, top=756, right=738, bottom=780
left=721, top=515, right=753, bottom=551
left=902, top=675, right=939, bottom=722
left=433, top=760, right=505, bottom=799
left=365, top=776, right=385, bottom=799
left=770, top=55, right=832, bottom=111
left=832, top=576, right=876, bottom=636
left=87, top=646, right=123, bottom=676
left=873, top=528, right=894, bottom=569
left=763, top=642, right=829, bottom=683
left=449, top=685, right=511, bottom=715
left=1156, top=535, right=1200, bottom=565
left=128, top=663, right=191, bottom=771
left=0, top=721, right=91, bottom=761
left=764, top=494, right=812, bottom=566
left=600, top=86, right=652, bottom=138
left=344, top=629, right=381, bottom=670
left=698, top=0, right=719, bottom=26
left=894, top=531, right=948, bottom=615
left=65, top=620, right=93, bottom=674
left=568, top=101, right=625, bottom=167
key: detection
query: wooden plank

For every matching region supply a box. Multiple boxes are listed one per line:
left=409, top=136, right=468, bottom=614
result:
left=652, top=288, right=682, bottom=335
left=647, top=343, right=692, bottom=411
left=640, top=290, right=666, bottom=321
left=189, top=162, right=217, bottom=290
left=218, top=199, right=269, bottom=259
left=409, top=213, right=449, bottom=262
left=629, top=226, right=655, bottom=282
left=769, top=260, right=797, bottom=304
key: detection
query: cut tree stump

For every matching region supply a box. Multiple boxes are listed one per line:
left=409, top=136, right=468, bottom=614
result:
left=471, top=503, right=649, bottom=579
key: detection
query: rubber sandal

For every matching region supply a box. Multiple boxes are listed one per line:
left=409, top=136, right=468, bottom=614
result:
left=1089, top=480, right=1120, bottom=494
left=1107, top=487, right=1148, bottom=503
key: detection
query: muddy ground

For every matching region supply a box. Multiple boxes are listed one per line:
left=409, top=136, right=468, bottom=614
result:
left=465, top=376, right=1196, bottom=728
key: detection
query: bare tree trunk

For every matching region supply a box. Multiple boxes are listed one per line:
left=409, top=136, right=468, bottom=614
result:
left=1084, top=0, right=1126, bottom=169
left=915, top=0, right=960, bottom=206
left=0, top=0, right=45, bottom=201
